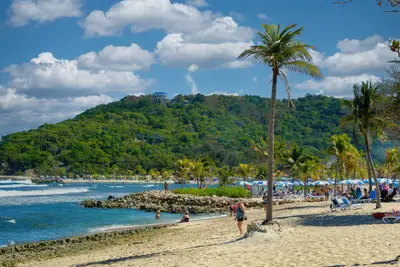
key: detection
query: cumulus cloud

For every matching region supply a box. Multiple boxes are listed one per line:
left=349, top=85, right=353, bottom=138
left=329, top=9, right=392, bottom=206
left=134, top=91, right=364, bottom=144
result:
left=77, top=43, right=155, bottom=71
left=310, top=35, right=394, bottom=76
left=186, top=0, right=208, bottom=7
left=8, top=0, right=82, bottom=26
left=80, top=0, right=215, bottom=37
left=3, top=52, right=153, bottom=98
left=0, top=88, right=114, bottom=135
left=296, top=74, right=380, bottom=97
left=155, top=33, right=253, bottom=69
left=297, top=35, right=394, bottom=97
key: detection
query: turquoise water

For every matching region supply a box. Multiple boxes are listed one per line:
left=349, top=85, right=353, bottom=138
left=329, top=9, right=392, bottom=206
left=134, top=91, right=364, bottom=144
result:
left=0, top=180, right=220, bottom=246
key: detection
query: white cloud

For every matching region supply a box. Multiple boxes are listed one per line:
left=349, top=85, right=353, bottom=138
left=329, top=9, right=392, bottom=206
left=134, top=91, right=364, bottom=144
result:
left=188, top=64, right=199, bottom=72
left=77, top=43, right=155, bottom=71
left=297, top=35, right=396, bottom=97
left=183, top=17, right=254, bottom=44
left=0, top=88, right=114, bottom=135
left=252, top=76, right=257, bottom=83
left=336, top=34, right=383, bottom=54
left=80, top=0, right=215, bottom=37
left=3, top=52, right=153, bottom=97
left=310, top=35, right=394, bottom=76
left=8, top=0, right=82, bottom=27
left=207, top=91, right=239, bottom=96
left=186, top=0, right=208, bottom=7
left=186, top=74, right=198, bottom=94
left=296, top=74, right=380, bottom=97
left=155, top=33, right=253, bottom=69
left=257, top=13, right=269, bottom=20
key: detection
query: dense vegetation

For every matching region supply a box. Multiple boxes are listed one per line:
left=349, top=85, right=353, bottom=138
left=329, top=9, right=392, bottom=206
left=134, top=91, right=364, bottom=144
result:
left=172, top=187, right=250, bottom=198
left=0, top=94, right=389, bottom=176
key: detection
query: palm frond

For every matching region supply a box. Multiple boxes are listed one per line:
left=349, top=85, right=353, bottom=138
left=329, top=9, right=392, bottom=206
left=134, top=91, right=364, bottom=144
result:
left=284, top=61, right=323, bottom=79
left=279, top=70, right=295, bottom=108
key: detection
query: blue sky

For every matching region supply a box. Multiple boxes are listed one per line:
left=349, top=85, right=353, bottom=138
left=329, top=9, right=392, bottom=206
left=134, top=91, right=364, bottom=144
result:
left=0, top=0, right=398, bottom=135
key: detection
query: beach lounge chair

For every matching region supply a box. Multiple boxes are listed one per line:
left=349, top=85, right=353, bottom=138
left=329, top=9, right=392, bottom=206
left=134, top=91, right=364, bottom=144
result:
left=341, top=197, right=363, bottom=210
left=382, top=215, right=400, bottom=224
left=330, top=198, right=344, bottom=211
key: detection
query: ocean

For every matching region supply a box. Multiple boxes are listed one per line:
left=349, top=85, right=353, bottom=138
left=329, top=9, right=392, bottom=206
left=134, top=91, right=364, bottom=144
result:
left=0, top=180, right=222, bottom=247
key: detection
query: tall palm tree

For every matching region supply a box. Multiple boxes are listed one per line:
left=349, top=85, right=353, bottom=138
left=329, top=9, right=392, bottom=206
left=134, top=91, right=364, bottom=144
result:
left=237, top=164, right=253, bottom=181
left=191, top=161, right=207, bottom=188
left=342, top=81, right=388, bottom=208
left=218, top=166, right=234, bottom=186
left=328, top=134, right=358, bottom=196
left=238, top=24, right=322, bottom=222
left=296, top=157, right=322, bottom=197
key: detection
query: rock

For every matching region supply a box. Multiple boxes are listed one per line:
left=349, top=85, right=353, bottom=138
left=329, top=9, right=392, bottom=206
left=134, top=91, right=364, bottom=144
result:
left=107, top=195, right=116, bottom=200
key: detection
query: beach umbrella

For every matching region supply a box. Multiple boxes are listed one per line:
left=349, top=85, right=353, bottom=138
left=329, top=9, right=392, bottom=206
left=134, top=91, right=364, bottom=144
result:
left=313, top=181, right=330, bottom=186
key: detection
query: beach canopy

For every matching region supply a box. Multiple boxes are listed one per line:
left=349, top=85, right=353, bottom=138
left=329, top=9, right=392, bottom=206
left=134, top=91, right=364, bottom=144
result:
left=292, top=181, right=304, bottom=186
left=340, top=180, right=364, bottom=185
left=313, top=181, right=329, bottom=186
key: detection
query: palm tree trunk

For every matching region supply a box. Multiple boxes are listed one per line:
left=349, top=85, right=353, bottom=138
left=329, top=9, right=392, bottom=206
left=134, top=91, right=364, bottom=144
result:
left=265, top=70, right=278, bottom=223
left=364, top=137, right=372, bottom=192
left=304, top=176, right=308, bottom=198
left=334, top=158, right=339, bottom=197
left=365, top=133, right=381, bottom=208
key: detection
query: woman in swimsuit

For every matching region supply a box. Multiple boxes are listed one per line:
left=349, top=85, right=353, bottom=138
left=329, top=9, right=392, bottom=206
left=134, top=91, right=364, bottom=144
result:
left=235, top=202, right=246, bottom=235
left=155, top=209, right=161, bottom=220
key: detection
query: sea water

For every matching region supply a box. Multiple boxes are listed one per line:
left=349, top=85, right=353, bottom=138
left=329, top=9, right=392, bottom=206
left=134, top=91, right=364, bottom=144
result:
left=0, top=180, right=221, bottom=247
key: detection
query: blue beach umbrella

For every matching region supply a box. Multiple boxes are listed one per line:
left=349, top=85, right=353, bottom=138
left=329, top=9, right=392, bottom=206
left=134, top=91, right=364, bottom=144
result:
left=313, top=181, right=330, bottom=186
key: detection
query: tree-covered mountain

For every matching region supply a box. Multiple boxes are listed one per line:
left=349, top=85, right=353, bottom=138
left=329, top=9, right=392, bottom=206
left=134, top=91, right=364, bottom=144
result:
left=0, top=94, right=386, bottom=176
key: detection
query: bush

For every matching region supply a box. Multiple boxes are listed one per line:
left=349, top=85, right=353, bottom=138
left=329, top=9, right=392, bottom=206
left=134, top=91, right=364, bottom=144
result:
left=172, top=186, right=250, bottom=198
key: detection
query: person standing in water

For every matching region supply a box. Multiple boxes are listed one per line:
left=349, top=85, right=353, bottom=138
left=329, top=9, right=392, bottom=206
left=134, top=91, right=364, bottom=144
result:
left=235, top=202, right=246, bottom=235
left=156, top=209, right=161, bottom=220
left=164, top=181, right=169, bottom=193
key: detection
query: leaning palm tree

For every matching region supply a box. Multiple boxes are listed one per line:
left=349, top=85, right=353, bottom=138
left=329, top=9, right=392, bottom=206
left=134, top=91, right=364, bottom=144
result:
left=238, top=24, right=322, bottom=222
left=342, top=81, right=388, bottom=208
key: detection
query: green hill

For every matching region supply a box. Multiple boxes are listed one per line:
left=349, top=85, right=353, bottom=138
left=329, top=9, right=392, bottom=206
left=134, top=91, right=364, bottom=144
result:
left=0, top=94, right=373, bottom=176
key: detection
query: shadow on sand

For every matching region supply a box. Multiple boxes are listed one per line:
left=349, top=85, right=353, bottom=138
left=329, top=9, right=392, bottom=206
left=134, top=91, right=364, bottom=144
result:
left=276, top=212, right=382, bottom=227
left=327, top=258, right=399, bottom=266
left=74, top=236, right=247, bottom=267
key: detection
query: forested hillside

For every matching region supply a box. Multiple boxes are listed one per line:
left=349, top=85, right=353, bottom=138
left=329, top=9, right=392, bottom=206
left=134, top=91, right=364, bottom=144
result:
left=0, top=94, right=370, bottom=176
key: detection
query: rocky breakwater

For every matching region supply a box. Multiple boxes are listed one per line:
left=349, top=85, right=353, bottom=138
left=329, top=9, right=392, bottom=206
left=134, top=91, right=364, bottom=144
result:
left=81, top=191, right=263, bottom=213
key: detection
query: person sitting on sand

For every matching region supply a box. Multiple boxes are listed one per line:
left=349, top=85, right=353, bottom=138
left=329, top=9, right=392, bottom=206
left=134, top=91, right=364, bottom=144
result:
left=235, top=202, right=246, bottom=235
left=156, top=209, right=161, bottom=220
left=355, top=187, right=362, bottom=199
left=180, top=212, right=190, bottom=223
left=361, top=188, right=370, bottom=199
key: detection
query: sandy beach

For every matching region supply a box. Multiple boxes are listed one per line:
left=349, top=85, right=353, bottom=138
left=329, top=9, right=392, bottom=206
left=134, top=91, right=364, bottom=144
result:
left=13, top=201, right=400, bottom=267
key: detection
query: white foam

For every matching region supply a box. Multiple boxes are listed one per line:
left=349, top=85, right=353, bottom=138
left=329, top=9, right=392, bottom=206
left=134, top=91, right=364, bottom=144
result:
left=108, top=186, right=124, bottom=188
left=189, top=214, right=227, bottom=222
left=0, top=184, right=48, bottom=189
left=0, top=188, right=89, bottom=197
left=91, top=222, right=163, bottom=232
left=142, top=184, right=154, bottom=188
left=6, top=219, right=16, bottom=224
left=0, top=179, right=33, bottom=185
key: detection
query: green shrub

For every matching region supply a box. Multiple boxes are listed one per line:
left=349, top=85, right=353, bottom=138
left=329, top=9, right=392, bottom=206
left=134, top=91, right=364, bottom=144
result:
left=172, top=187, right=250, bottom=198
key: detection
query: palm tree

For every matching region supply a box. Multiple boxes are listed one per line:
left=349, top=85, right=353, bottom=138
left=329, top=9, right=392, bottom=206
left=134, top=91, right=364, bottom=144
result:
left=239, top=24, right=322, bottom=222
left=218, top=166, right=234, bottom=186
left=161, top=169, right=174, bottom=181
left=342, top=81, right=388, bottom=208
left=237, top=164, right=253, bottom=181
left=328, top=134, right=358, bottom=196
left=191, top=161, right=207, bottom=188
left=176, top=158, right=193, bottom=187
left=385, top=148, right=398, bottom=183
left=296, top=158, right=321, bottom=197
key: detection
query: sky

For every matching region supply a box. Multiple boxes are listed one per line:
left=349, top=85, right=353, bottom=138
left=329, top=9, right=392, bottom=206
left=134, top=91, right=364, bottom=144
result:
left=0, top=0, right=398, bottom=136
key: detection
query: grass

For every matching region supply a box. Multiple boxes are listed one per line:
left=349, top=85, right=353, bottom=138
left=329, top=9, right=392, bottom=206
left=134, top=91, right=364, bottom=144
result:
left=171, top=187, right=250, bottom=198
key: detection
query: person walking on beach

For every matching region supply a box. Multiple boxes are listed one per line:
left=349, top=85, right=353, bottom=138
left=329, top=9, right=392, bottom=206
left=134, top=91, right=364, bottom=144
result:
left=235, top=202, right=246, bottom=235
left=164, top=181, right=168, bottom=193
left=323, top=184, right=329, bottom=202
left=262, top=192, right=268, bottom=214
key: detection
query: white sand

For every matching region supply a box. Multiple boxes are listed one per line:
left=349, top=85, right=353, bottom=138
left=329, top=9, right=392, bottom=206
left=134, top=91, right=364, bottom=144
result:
left=20, top=201, right=400, bottom=267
